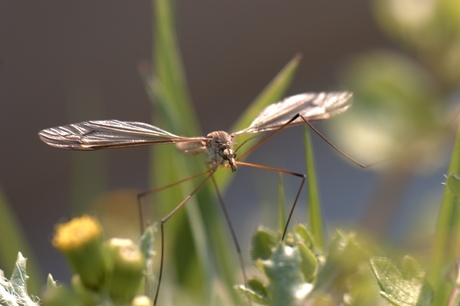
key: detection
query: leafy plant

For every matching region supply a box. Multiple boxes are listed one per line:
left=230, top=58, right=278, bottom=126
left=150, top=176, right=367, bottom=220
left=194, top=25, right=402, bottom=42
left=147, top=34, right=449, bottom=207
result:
left=2, top=0, right=460, bottom=305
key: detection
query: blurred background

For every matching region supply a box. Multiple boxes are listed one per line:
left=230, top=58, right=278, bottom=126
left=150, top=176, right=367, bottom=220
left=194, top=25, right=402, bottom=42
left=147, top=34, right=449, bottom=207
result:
left=1, top=0, right=459, bottom=300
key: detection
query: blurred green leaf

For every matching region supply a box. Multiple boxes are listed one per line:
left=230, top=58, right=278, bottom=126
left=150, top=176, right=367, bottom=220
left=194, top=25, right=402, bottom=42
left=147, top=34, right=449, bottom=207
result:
left=0, top=253, right=40, bottom=306
left=236, top=278, right=269, bottom=305
left=277, top=173, right=286, bottom=235
left=337, top=51, right=443, bottom=169
left=261, top=244, right=311, bottom=306
left=142, top=7, right=303, bottom=302
left=304, top=126, right=324, bottom=249
left=446, top=173, right=460, bottom=198
left=213, top=54, right=302, bottom=190
left=370, top=257, right=433, bottom=306
left=251, top=227, right=277, bottom=261
left=373, top=0, right=460, bottom=86
left=142, top=0, right=240, bottom=304
left=431, top=121, right=460, bottom=304
left=0, top=188, right=41, bottom=295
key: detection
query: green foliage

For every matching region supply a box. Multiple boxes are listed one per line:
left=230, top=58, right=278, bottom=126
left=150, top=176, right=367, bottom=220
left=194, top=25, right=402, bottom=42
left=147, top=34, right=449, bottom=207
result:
left=304, top=126, right=324, bottom=249
left=139, top=1, right=303, bottom=304
left=446, top=173, right=460, bottom=198
left=0, top=253, right=39, bottom=306
left=239, top=226, right=381, bottom=306
left=3, top=0, right=460, bottom=305
left=0, top=188, right=41, bottom=295
left=41, top=219, right=154, bottom=306
left=333, top=0, right=459, bottom=170
left=370, top=257, right=433, bottom=306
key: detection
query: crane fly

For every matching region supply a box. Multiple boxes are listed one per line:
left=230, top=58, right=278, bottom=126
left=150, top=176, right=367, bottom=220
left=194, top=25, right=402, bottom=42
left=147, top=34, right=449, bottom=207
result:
left=38, top=91, right=353, bottom=304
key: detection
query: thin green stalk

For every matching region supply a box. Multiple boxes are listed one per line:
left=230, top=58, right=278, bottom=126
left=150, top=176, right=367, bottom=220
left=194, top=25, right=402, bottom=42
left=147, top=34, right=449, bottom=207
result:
left=147, top=2, right=303, bottom=304
left=148, top=0, right=239, bottom=303
left=278, top=173, right=285, bottom=234
left=431, top=120, right=460, bottom=302
left=304, top=126, right=324, bottom=249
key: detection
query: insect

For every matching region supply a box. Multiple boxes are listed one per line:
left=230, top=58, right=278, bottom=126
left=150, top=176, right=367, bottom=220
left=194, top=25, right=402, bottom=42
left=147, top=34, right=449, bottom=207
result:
left=38, top=91, right=353, bottom=304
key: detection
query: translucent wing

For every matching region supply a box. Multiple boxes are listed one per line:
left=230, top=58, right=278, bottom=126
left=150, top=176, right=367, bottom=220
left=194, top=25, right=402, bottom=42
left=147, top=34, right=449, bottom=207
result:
left=232, top=92, right=352, bottom=136
left=38, top=120, right=205, bottom=151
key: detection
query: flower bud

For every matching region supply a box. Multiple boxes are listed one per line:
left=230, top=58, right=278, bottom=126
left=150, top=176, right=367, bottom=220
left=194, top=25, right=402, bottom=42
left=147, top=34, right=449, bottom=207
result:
left=52, top=215, right=108, bottom=291
left=105, top=238, right=145, bottom=304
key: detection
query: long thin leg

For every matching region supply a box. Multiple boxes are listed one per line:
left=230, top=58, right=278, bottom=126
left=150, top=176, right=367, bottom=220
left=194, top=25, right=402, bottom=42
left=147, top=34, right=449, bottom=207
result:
left=209, top=176, right=249, bottom=292
left=299, top=114, right=398, bottom=168
left=235, top=161, right=306, bottom=240
left=137, top=168, right=213, bottom=233
left=153, top=170, right=216, bottom=305
left=233, top=112, right=390, bottom=240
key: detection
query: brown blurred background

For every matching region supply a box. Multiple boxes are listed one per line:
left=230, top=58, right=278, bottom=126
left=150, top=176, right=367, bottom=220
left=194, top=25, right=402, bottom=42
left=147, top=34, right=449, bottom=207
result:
left=0, top=1, right=452, bottom=286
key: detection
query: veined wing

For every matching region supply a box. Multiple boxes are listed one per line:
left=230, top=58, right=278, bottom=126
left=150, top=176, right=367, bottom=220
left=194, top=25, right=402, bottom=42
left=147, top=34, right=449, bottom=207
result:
left=38, top=120, right=205, bottom=150
left=232, top=92, right=352, bottom=136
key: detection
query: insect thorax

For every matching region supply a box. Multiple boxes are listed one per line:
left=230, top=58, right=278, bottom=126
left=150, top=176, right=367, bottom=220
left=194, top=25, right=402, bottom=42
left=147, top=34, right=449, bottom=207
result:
left=205, top=131, right=236, bottom=171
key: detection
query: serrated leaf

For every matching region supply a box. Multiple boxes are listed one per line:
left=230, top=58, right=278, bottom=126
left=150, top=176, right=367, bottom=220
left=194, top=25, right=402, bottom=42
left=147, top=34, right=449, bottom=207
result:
left=0, top=188, right=41, bottom=295
left=0, top=253, right=39, bottom=306
left=370, top=257, right=433, bottom=306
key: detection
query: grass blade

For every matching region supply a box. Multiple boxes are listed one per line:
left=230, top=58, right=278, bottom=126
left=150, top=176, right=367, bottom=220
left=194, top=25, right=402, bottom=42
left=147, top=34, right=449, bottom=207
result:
left=214, top=53, right=303, bottom=190
left=145, top=0, right=240, bottom=303
left=304, top=126, right=324, bottom=249
left=430, top=120, right=460, bottom=303
left=278, top=173, right=285, bottom=234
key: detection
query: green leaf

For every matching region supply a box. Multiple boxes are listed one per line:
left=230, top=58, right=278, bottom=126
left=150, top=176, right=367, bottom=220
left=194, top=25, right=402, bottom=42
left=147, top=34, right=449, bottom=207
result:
left=236, top=279, right=269, bottom=305
left=231, top=53, right=302, bottom=134
left=139, top=226, right=156, bottom=299
left=213, top=54, right=302, bottom=190
left=277, top=173, right=286, bottom=235
left=446, top=173, right=460, bottom=198
left=262, top=244, right=312, bottom=306
left=0, top=188, right=41, bottom=295
left=251, top=227, right=277, bottom=261
left=431, top=120, right=460, bottom=295
left=370, top=257, right=433, bottom=306
left=337, top=51, right=442, bottom=167
left=139, top=225, right=155, bottom=263
left=293, top=224, right=314, bottom=249
left=297, top=242, right=317, bottom=283
left=0, top=253, right=39, bottom=306
left=314, top=231, right=368, bottom=297
left=146, top=0, right=239, bottom=303
left=304, top=126, right=323, bottom=249
left=46, top=274, right=57, bottom=290
left=42, top=277, right=80, bottom=306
